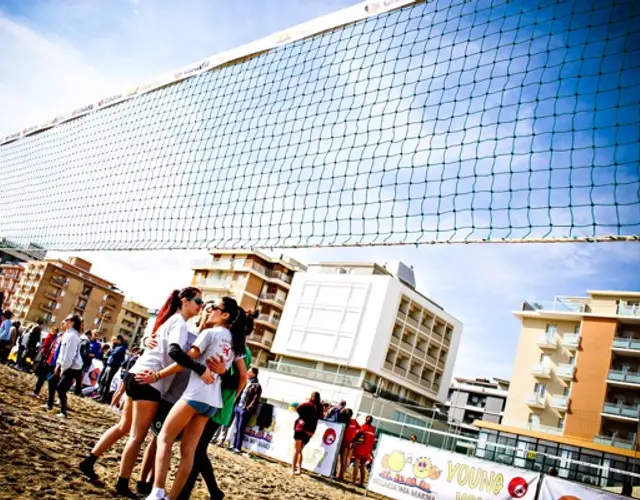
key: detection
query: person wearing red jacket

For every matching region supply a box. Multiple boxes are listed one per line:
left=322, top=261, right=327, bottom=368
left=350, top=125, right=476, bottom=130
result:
left=337, top=409, right=359, bottom=481
left=352, top=415, right=377, bottom=487
left=30, top=327, right=61, bottom=399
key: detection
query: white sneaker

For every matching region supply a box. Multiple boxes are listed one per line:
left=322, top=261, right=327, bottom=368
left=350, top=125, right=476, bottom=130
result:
left=41, top=404, right=51, bottom=410
left=56, top=412, right=67, bottom=418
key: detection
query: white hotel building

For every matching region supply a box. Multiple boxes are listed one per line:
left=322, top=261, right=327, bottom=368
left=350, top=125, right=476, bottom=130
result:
left=258, top=261, right=464, bottom=422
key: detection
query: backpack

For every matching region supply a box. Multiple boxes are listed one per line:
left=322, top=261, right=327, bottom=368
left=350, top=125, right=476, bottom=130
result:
left=79, top=338, right=91, bottom=369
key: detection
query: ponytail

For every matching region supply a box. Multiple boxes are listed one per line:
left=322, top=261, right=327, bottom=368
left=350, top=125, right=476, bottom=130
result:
left=244, top=308, right=259, bottom=337
left=221, top=296, right=247, bottom=356
left=153, top=286, right=201, bottom=334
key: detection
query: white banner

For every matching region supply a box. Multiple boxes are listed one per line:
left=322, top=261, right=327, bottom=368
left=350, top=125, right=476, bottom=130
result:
left=241, top=406, right=344, bottom=478
left=0, top=0, right=418, bottom=146
left=539, top=475, right=628, bottom=500
left=368, top=435, right=540, bottom=500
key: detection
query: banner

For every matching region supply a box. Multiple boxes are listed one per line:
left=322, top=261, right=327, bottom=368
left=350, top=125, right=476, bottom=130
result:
left=539, top=475, right=628, bottom=500
left=242, top=406, right=344, bottom=478
left=0, top=0, right=418, bottom=146
left=368, top=435, right=540, bottom=500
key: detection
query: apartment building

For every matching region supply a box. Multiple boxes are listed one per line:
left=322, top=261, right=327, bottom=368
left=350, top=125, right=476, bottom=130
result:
left=0, top=263, right=25, bottom=307
left=475, top=290, right=640, bottom=487
left=191, top=250, right=304, bottom=367
left=7, top=257, right=124, bottom=339
left=259, top=261, right=463, bottom=426
left=114, top=300, right=151, bottom=347
left=445, top=377, right=509, bottom=434
left=0, top=238, right=46, bottom=265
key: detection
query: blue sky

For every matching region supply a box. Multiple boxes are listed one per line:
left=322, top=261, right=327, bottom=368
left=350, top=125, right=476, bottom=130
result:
left=0, top=0, right=639, bottom=379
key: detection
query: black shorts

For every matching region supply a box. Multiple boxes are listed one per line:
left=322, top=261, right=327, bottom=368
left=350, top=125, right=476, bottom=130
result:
left=294, top=430, right=311, bottom=446
left=151, top=399, right=183, bottom=441
left=124, top=372, right=161, bottom=402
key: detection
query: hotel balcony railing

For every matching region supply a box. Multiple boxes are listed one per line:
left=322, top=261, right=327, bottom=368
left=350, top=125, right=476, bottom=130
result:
left=608, top=370, right=640, bottom=386
left=594, top=435, right=636, bottom=450
left=612, top=338, right=640, bottom=352
left=561, top=333, right=581, bottom=349
left=195, top=278, right=232, bottom=290
left=531, top=363, right=552, bottom=378
left=525, top=393, right=546, bottom=408
left=521, top=299, right=590, bottom=313
left=267, top=361, right=360, bottom=388
left=502, top=419, right=562, bottom=435
left=259, top=293, right=285, bottom=305
left=536, top=333, right=558, bottom=349
left=617, top=304, right=640, bottom=317
left=550, top=395, right=569, bottom=410
left=256, top=314, right=280, bottom=328
left=247, top=333, right=273, bottom=348
left=602, top=402, right=640, bottom=419
left=556, top=363, right=576, bottom=380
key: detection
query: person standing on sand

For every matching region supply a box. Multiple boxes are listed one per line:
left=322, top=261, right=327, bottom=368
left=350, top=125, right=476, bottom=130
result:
left=43, top=315, right=83, bottom=418
left=291, top=391, right=323, bottom=475
left=352, top=415, right=377, bottom=487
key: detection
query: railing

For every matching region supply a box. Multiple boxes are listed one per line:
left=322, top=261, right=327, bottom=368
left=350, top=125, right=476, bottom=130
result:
left=561, top=333, right=581, bottom=348
left=525, top=393, right=546, bottom=407
left=550, top=395, right=569, bottom=409
left=257, top=314, right=280, bottom=328
left=195, top=278, right=232, bottom=289
left=602, top=402, right=640, bottom=419
left=617, top=304, right=640, bottom=317
left=521, top=298, right=591, bottom=313
left=50, top=276, right=67, bottom=287
left=259, top=293, right=285, bottom=305
left=612, top=338, right=640, bottom=351
left=266, top=361, right=361, bottom=388
left=247, top=334, right=273, bottom=347
left=191, top=258, right=237, bottom=270
left=536, top=333, right=558, bottom=347
left=531, top=363, right=552, bottom=377
left=608, top=370, right=640, bottom=385
left=556, top=363, right=575, bottom=379
left=501, top=419, right=562, bottom=435
left=594, top=435, right=636, bottom=450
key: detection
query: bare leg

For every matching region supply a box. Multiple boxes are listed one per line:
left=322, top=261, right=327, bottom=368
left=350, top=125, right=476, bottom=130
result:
left=91, top=397, right=132, bottom=456
left=153, top=401, right=196, bottom=493
left=168, top=414, right=208, bottom=500
left=118, top=400, right=158, bottom=481
left=139, top=436, right=157, bottom=484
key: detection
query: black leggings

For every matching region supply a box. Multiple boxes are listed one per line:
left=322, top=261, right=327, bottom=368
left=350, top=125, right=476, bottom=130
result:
left=176, top=419, right=221, bottom=500
left=47, top=369, right=81, bottom=415
left=34, top=363, right=53, bottom=395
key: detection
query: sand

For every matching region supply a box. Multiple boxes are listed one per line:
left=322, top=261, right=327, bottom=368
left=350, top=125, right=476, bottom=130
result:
left=0, top=364, right=369, bottom=499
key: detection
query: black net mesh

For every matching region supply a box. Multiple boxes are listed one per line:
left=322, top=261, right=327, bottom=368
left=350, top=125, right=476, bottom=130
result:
left=1, top=0, right=639, bottom=250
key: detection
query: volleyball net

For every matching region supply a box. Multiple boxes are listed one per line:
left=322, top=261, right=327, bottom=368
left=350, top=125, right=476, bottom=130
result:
left=1, top=0, right=638, bottom=251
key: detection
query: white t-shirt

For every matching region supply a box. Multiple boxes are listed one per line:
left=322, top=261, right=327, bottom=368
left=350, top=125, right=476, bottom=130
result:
left=180, top=326, right=240, bottom=408
left=130, top=313, right=189, bottom=393
left=162, top=329, right=198, bottom=404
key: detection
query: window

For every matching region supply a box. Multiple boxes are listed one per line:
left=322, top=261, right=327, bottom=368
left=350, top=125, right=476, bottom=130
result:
left=563, top=386, right=571, bottom=397
left=546, top=324, right=558, bottom=334
left=534, top=383, right=546, bottom=396
left=574, top=325, right=581, bottom=334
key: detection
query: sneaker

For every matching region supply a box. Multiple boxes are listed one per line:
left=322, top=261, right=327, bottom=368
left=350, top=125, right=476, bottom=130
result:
left=230, top=448, right=241, bottom=454
left=136, top=481, right=152, bottom=496
left=56, top=412, right=67, bottom=418
left=29, top=392, right=41, bottom=399
left=79, top=459, right=99, bottom=482
left=41, top=404, right=52, bottom=411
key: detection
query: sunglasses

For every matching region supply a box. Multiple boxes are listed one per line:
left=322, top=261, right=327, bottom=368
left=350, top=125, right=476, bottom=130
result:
left=191, top=297, right=204, bottom=306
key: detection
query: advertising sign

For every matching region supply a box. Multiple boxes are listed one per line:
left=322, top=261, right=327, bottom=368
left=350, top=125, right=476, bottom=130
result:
left=539, top=475, right=628, bottom=500
left=242, top=406, right=344, bottom=478
left=368, top=434, right=540, bottom=500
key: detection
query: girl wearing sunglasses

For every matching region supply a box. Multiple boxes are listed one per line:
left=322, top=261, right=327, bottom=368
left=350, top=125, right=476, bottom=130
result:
left=79, top=287, right=208, bottom=498
left=138, top=296, right=248, bottom=500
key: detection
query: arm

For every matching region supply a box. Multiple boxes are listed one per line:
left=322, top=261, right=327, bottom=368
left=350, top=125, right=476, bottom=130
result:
left=58, top=334, right=77, bottom=373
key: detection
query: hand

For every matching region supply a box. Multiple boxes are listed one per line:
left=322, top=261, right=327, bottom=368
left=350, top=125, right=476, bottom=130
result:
left=200, top=367, right=215, bottom=384
left=145, top=337, right=159, bottom=349
left=206, top=354, right=226, bottom=375
left=135, top=369, right=156, bottom=385
left=54, top=366, right=61, bottom=377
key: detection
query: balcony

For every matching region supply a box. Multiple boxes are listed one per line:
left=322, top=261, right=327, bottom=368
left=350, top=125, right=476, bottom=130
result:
left=384, top=361, right=394, bottom=371
left=398, top=339, right=414, bottom=353
left=531, top=363, right=552, bottom=378
left=259, top=293, right=285, bottom=308
left=612, top=338, right=640, bottom=356
left=607, top=370, right=640, bottom=387
left=247, top=333, right=273, bottom=348
left=556, top=363, right=576, bottom=381
left=40, top=303, right=54, bottom=313
left=561, top=333, right=581, bottom=350
left=255, top=314, right=280, bottom=329
left=602, top=402, right=640, bottom=421
left=267, top=361, right=361, bottom=388
left=526, top=393, right=546, bottom=409
left=196, top=278, right=232, bottom=291
left=550, top=395, right=569, bottom=411
left=618, top=304, right=640, bottom=317
left=50, top=276, right=68, bottom=288
left=594, top=435, right=636, bottom=450
left=536, top=333, right=558, bottom=349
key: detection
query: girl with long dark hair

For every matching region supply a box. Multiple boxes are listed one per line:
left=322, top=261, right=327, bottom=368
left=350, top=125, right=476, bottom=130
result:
left=138, top=296, right=247, bottom=500
left=292, top=391, right=323, bottom=475
left=79, top=287, right=205, bottom=498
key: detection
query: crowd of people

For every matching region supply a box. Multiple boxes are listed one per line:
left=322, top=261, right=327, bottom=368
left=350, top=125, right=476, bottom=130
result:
left=0, top=287, right=379, bottom=499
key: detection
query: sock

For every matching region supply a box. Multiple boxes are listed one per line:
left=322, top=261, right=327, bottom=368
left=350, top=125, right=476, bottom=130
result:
left=149, top=487, right=165, bottom=499
left=116, top=476, right=130, bottom=491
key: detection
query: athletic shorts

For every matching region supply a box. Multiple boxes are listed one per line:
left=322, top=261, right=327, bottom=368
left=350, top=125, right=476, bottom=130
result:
left=124, top=372, right=161, bottom=402
left=184, top=399, right=217, bottom=419
left=294, top=430, right=312, bottom=446
left=151, top=399, right=174, bottom=437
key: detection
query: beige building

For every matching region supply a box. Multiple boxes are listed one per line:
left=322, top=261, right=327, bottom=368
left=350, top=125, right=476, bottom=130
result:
left=474, top=290, right=640, bottom=485
left=191, top=250, right=304, bottom=367
left=114, top=300, right=151, bottom=347
left=7, top=257, right=124, bottom=340
left=0, top=263, right=25, bottom=307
